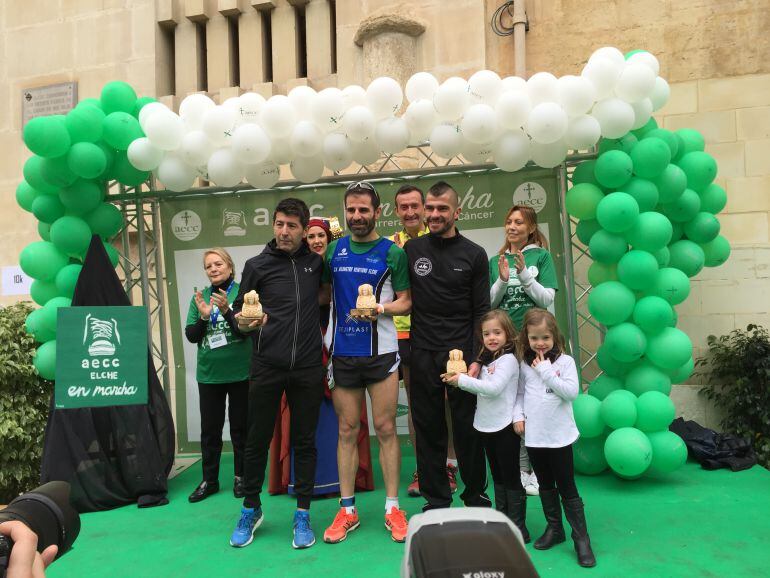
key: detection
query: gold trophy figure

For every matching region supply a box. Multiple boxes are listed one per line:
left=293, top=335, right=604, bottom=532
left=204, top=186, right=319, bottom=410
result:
left=239, top=290, right=265, bottom=324
left=350, top=283, right=379, bottom=320
left=446, top=349, right=468, bottom=375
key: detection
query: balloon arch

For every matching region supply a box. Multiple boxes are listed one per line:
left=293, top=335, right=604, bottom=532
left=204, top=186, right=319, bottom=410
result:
left=17, top=46, right=730, bottom=479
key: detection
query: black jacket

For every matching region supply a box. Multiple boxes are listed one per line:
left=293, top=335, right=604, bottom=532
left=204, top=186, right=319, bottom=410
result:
left=230, top=240, right=324, bottom=370
left=405, top=230, right=490, bottom=354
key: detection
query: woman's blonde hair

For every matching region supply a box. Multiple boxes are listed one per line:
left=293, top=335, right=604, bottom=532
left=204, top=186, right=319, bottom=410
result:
left=202, top=247, right=235, bottom=275
left=476, top=309, right=519, bottom=361
left=498, top=205, right=549, bottom=256
left=518, top=308, right=566, bottom=362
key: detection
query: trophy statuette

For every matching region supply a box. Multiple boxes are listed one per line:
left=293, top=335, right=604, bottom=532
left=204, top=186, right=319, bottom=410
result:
left=446, top=349, right=468, bottom=375
left=240, top=290, right=265, bottom=322
left=350, top=283, right=379, bottom=318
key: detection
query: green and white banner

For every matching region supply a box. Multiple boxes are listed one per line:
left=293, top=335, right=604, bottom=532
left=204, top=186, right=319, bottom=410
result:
left=160, top=168, right=567, bottom=451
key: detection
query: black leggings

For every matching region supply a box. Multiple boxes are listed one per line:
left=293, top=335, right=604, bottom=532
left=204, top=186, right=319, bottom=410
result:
left=480, top=424, right=525, bottom=492
left=526, top=444, right=580, bottom=500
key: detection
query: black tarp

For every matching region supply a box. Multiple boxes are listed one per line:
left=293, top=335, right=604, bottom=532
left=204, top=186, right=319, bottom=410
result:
left=40, top=236, right=176, bottom=512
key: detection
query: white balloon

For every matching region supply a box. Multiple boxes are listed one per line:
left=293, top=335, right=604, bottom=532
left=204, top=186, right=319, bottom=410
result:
left=244, top=160, right=280, bottom=189
left=433, top=77, right=470, bottom=121
left=527, top=72, right=559, bottom=105
left=221, top=97, right=242, bottom=112
left=341, top=85, right=367, bottom=110
left=650, top=77, right=670, bottom=111
left=495, top=90, right=532, bottom=130
left=492, top=130, right=530, bottom=172
left=405, top=72, right=440, bottom=103
left=615, top=63, right=656, bottom=103
left=127, top=137, right=164, bottom=171
left=526, top=102, right=568, bottom=144
left=351, top=138, right=380, bottom=166
left=404, top=99, right=437, bottom=142
left=565, top=115, right=601, bottom=150
left=627, top=51, right=660, bottom=76
left=558, top=75, right=597, bottom=116
left=530, top=139, right=568, bottom=168
left=202, top=106, right=238, bottom=147
left=288, top=85, right=317, bottom=120
left=260, top=95, right=296, bottom=139
left=323, top=132, right=353, bottom=172
left=591, top=97, right=635, bottom=139
left=461, top=139, right=493, bottom=164
left=468, top=70, right=502, bottom=106
left=312, top=88, right=345, bottom=133
left=238, top=92, right=266, bottom=124
left=630, top=98, right=653, bottom=130
left=590, top=46, right=626, bottom=67
left=581, top=57, right=622, bottom=100
left=366, top=77, right=403, bottom=119
left=156, top=155, right=196, bottom=192
left=290, top=155, right=324, bottom=183
left=207, top=148, right=243, bottom=187
left=290, top=120, right=324, bottom=157
left=269, top=138, right=293, bottom=165
left=429, top=123, right=463, bottom=159
left=460, top=103, right=498, bottom=144
left=343, top=105, right=376, bottom=142
left=501, top=76, right=527, bottom=93
left=139, top=102, right=170, bottom=131
left=179, top=94, right=216, bottom=129
left=145, top=110, right=185, bottom=151
left=232, top=123, right=272, bottom=164
left=180, top=130, right=213, bottom=167
left=375, top=117, right=410, bottom=154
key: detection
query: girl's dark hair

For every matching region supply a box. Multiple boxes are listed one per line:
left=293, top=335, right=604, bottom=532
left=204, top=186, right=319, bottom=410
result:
left=476, top=309, right=519, bottom=365
left=519, top=308, right=566, bottom=364
left=498, top=205, right=549, bottom=255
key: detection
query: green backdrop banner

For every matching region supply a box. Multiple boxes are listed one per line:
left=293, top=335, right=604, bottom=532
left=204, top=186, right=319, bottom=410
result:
left=160, top=168, right=568, bottom=451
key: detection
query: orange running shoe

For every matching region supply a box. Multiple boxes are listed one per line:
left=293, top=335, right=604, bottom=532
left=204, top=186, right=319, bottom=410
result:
left=323, top=508, right=360, bottom=544
left=385, top=508, right=408, bottom=543
left=447, top=463, right=458, bottom=494
left=407, top=471, right=420, bottom=497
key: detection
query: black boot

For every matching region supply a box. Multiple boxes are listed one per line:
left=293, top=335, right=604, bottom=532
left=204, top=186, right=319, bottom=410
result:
left=534, top=488, right=566, bottom=550
left=562, top=497, right=597, bottom=568
left=188, top=480, right=219, bottom=503
left=505, top=489, right=531, bottom=544
left=233, top=476, right=245, bottom=498
left=494, top=483, right=508, bottom=513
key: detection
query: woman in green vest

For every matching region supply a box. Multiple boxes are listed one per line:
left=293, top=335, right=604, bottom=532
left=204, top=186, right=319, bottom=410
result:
left=185, top=247, right=252, bottom=503
left=489, top=205, right=559, bottom=497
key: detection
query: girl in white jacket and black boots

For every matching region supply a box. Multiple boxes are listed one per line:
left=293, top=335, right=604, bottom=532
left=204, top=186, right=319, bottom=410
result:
left=514, top=308, right=596, bottom=568
left=442, top=310, right=530, bottom=543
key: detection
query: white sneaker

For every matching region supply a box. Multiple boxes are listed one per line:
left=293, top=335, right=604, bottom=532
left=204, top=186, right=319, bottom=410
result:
left=520, top=470, right=530, bottom=489
left=524, top=471, right=540, bottom=496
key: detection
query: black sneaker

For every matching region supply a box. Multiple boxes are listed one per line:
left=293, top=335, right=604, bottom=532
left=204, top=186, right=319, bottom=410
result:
left=234, top=476, right=245, bottom=498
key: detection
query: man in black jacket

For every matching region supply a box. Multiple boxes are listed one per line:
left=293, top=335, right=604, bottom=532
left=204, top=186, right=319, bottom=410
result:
left=226, top=198, right=325, bottom=550
left=404, top=180, right=492, bottom=511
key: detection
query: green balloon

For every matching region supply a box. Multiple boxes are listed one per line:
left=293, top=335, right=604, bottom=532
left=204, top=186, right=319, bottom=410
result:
left=572, top=160, right=602, bottom=187
left=670, top=221, right=685, bottom=242
left=595, top=150, right=633, bottom=189
left=103, top=112, right=144, bottom=151
left=23, top=156, right=58, bottom=194
left=113, top=151, right=150, bottom=186
left=661, top=188, right=701, bottom=223
left=588, top=374, right=623, bottom=401
left=652, top=164, right=687, bottom=203
left=601, top=389, right=638, bottom=429
left=576, top=219, right=601, bottom=245
left=25, top=308, right=55, bottom=343
left=625, top=211, right=672, bottom=253
left=624, top=361, right=672, bottom=396
left=631, top=137, right=671, bottom=179
left=618, top=250, right=659, bottom=291
left=631, top=117, right=658, bottom=139
left=38, top=222, right=51, bottom=241
left=132, top=96, right=157, bottom=118
left=101, top=81, right=138, bottom=115
left=588, top=281, right=636, bottom=326
left=50, top=216, right=93, bottom=259
left=597, top=344, right=638, bottom=377
left=86, top=202, right=124, bottom=239
left=643, top=129, right=679, bottom=159
left=31, top=195, right=66, bottom=224
left=632, top=296, right=674, bottom=335
left=677, top=151, right=717, bottom=192
left=674, top=128, right=705, bottom=158
left=54, top=264, right=83, bottom=298
left=39, top=296, right=72, bottom=338
left=668, top=357, right=694, bottom=384
left=66, top=142, right=107, bottom=179
left=573, top=394, right=605, bottom=438
left=65, top=104, right=105, bottom=143
left=604, top=427, right=653, bottom=477
left=60, top=180, right=104, bottom=215
left=40, top=155, right=77, bottom=188
left=103, top=241, right=120, bottom=267
left=16, top=181, right=39, bottom=212
left=646, top=327, right=693, bottom=370
left=651, top=267, right=690, bottom=305
left=698, top=183, right=727, bottom=214
left=77, top=98, right=103, bottom=110
left=587, top=261, right=618, bottom=286
left=23, top=115, right=71, bottom=158
left=30, top=279, right=61, bottom=306
left=684, top=212, right=720, bottom=244
left=700, top=235, right=731, bottom=267
left=605, top=322, right=647, bottom=363
left=668, top=239, right=705, bottom=277
left=598, top=134, right=638, bottom=156
left=623, top=178, right=659, bottom=213
left=566, top=183, right=605, bottom=219
left=97, top=142, right=117, bottom=180
left=589, top=229, right=628, bottom=263
left=33, top=340, right=57, bottom=380
left=574, top=435, right=609, bottom=475
left=635, top=391, right=675, bottom=432
left=653, top=246, right=670, bottom=267
left=646, top=430, right=688, bottom=474
left=597, top=192, right=640, bottom=233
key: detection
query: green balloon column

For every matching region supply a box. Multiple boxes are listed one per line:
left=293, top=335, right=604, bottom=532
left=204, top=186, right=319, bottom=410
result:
left=16, top=81, right=153, bottom=381
left=570, top=118, right=729, bottom=478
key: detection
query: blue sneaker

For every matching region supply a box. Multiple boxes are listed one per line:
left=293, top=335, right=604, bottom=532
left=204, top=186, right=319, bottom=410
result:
left=230, top=507, right=263, bottom=548
left=292, top=510, right=316, bottom=549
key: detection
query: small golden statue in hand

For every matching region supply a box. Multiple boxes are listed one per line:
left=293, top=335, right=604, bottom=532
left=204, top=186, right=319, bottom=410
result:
left=350, top=284, right=378, bottom=318
left=241, top=290, right=264, bottom=320
left=446, top=349, right=468, bottom=375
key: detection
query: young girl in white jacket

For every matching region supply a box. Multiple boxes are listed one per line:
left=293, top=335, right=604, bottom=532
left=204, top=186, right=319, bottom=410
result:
left=442, top=310, right=530, bottom=543
left=515, top=308, right=596, bottom=568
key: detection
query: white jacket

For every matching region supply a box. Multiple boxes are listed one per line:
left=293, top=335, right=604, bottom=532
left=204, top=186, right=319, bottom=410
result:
left=457, top=353, right=519, bottom=433
left=514, top=354, right=580, bottom=448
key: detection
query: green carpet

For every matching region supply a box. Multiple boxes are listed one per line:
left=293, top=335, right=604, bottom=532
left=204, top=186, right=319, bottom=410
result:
left=47, top=444, right=770, bottom=578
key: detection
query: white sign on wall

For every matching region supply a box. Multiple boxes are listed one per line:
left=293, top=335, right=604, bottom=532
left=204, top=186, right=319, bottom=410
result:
left=2, top=266, right=32, bottom=296
left=21, top=82, right=78, bottom=127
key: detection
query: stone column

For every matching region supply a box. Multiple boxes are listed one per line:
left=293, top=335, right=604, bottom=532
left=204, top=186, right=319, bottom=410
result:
left=306, top=0, right=333, bottom=80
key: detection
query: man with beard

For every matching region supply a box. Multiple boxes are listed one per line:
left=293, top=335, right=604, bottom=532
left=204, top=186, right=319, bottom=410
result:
left=322, top=181, right=412, bottom=544
left=404, top=180, right=492, bottom=511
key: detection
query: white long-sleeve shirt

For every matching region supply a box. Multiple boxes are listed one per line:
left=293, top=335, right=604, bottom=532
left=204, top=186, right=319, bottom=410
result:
left=514, top=354, right=580, bottom=448
left=457, top=353, right=519, bottom=433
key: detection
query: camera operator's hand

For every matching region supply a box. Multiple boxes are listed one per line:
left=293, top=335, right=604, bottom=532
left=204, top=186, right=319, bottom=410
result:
left=0, top=521, right=57, bottom=578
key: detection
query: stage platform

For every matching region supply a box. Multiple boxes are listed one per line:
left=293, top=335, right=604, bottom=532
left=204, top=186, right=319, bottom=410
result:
left=47, top=446, right=769, bottom=578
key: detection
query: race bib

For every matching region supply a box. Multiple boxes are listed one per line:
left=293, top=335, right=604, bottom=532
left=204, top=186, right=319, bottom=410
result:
left=207, top=333, right=228, bottom=349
